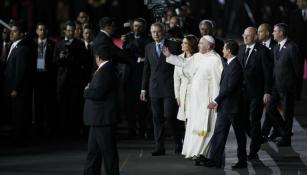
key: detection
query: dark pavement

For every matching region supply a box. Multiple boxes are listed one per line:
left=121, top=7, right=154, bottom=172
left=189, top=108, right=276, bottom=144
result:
left=1, top=100, right=307, bottom=175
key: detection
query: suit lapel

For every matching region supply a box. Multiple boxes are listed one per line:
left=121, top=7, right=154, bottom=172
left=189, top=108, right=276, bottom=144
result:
left=279, top=40, right=289, bottom=53
left=275, top=40, right=289, bottom=60
left=44, top=39, right=51, bottom=70
left=7, top=43, right=19, bottom=62
left=150, top=42, right=160, bottom=71
left=238, top=45, right=246, bottom=68
left=245, top=44, right=258, bottom=68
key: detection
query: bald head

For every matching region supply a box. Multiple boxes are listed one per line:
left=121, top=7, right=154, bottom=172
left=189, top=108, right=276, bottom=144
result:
left=242, top=27, right=257, bottom=45
left=258, top=23, right=272, bottom=41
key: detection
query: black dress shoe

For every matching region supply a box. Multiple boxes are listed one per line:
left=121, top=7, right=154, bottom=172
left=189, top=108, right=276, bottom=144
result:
left=268, top=132, right=281, bottom=142
left=277, top=138, right=291, bottom=147
left=232, top=161, right=247, bottom=169
left=260, top=136, right=268, bottom=144
left=203, top=160, right=221, bottom=168
left=193, top=157, right=202, bottom=166
left=151, top=149, right=165, bottom=156
left=247, top=153, right=259, bottom=160
left=192, top=155, right=210, bottom=166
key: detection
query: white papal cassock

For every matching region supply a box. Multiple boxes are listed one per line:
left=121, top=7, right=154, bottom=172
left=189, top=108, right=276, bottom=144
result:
left=167, top=50, right=223, bottom=158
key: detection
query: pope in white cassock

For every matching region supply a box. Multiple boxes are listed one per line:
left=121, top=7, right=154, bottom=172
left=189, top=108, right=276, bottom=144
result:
left=162, top=35, right=223, bottom=163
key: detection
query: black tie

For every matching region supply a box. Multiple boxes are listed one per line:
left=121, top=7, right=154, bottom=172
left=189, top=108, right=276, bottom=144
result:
left=38, top=42, right=44, bottom=57
left=243, top=47, right=251, bottom=66
left=276, top=44, right=281, bottom=60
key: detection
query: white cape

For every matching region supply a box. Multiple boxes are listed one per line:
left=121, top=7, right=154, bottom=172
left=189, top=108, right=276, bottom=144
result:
left=167, top=50, right=223, bottom=158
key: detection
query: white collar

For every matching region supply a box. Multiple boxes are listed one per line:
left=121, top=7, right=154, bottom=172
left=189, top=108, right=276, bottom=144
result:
left=263, top=39, right=271, bottom=48
left=227, top=56, right=236, bottom=64
left=11, top=39, right=22, bottom=49
left=98, top=60, right=109, bottom=70
left=246, top=43, right=255, bottom=51
left=7, top=39, right=23, bottom=59
left=155, top=38, right=165, bottom=46
left=38, top=38, right=47, bottom=44
left=278, top=38, right=287, bottom=49
left=64, top=37, right=74, bottom=43
left=100, top=29, right=110, bottom=37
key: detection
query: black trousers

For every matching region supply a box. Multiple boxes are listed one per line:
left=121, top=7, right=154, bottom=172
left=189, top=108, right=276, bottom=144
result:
left=3, top=94, right=32, bottom=143
left=208, top=113, right=247, bottom=165
left=33, top=72, right=57, bottom=136
left=267, top=88, right=295, bottom=139
left=84, top=126, right=119, bottom=175
left=242, top=95, right=263, bottom=154
left=261, top=109, right=280, bottom=137
left=125, top=79, right=151, bottom=136
left=57, top=84, right=84, bottom=136
left=150, top=97, right=184, bottom=149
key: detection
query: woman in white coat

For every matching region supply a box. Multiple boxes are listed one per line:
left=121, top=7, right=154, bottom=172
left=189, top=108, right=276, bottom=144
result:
left=174, top=35, right=198, bottom=122
left=173, top=35, right=199, bottom=161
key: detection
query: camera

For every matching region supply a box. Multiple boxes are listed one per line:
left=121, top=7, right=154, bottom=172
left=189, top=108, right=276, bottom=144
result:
left=59, top=43, right=71, bottom=59
left=145, top=0, right=181, bottom=22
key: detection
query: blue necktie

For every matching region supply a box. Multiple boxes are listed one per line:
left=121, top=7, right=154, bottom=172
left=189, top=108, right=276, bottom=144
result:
left=156, top=43, right=161, bottom=57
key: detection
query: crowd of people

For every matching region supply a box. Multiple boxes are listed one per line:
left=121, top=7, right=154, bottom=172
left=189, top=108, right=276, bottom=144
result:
left=0, top=0, right=307, bottom=174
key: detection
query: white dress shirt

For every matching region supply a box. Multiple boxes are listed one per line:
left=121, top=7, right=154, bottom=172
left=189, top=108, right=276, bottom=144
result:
left=227, top=56, right=236, bottom=65
left=278, top=38, right=287, bottom=51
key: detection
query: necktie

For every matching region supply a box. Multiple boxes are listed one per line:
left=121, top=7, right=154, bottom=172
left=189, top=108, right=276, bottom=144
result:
left=276, top=44, right=281, bottom=60
left=156, top=43, right=161, bottom=57
left=38, top=42, right=44, bottom=57
left=243, top=47, right=251, bottom=66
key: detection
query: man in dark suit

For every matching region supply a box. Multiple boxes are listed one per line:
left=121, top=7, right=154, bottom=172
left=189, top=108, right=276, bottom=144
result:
left=238, top=27, right=273, bottom=160
left=140, top=22, right=184, bottom=156
left=121, top=18, right=152, bottom=137
left=92, top=17, right=132, bottom=130
left=92, top=17, right=131, bottom=64
left=258, top=23, right=277, bottom=52
left=33, top=22, right=57, bottom=137
left=2, top=20, right=34, bottom=144
left=82, top=24, right=94, bottom=85
left=198, top=20, right=224, bottom=58
left=289, top=0, right=307, bottom=98
left=53, top=20, right=87, bottom=137
left=0, top=27, right=11, bottom=129
left=257, top=23, right=281, bottom=142
left=83, top=47, right=119, bottom=175
left=267, top=23, right=301, bottom=147
left=206, top=40, right=247, bottom=169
